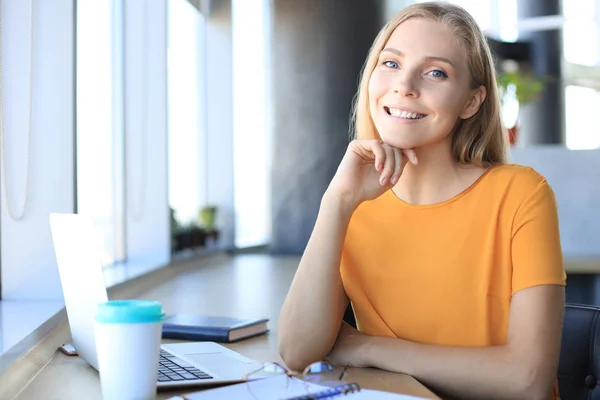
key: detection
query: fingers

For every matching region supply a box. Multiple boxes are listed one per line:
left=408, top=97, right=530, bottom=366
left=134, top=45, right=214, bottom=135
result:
left=402, top=148, right=419, bottom=166
left=350, top=139, right=417, bottom=187
left=379, top=144, right=395, bottom=185
left=353, top=140, right=386, bottom=171
left=391, top=147, right=403, bottom=185
left=379, top=143, right=418, bottom=186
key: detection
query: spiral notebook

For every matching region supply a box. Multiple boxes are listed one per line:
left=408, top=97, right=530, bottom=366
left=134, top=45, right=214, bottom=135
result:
left=166, top=375, right=429, bottom=400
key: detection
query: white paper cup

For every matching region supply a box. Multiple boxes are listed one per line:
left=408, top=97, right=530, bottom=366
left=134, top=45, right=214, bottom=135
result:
left=94, top=300, right=165, bottom=400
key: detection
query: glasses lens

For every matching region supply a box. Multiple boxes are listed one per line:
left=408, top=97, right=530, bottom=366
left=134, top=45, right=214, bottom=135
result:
left=305, top=361, right=334, bottom=374
left=302, top=361, right=344, bottom=387
left=245, top=363, right=289, bottom=400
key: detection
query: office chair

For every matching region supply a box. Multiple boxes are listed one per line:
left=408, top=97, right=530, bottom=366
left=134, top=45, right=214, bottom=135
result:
left=343, top=304, right=357, bottom=329
left=558, top=303, right=600, bottom=400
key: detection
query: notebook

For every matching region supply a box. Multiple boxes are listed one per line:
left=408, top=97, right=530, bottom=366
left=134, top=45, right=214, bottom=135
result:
left=162, top=314, right=269, bottom=343
left=166, top=375, right=429, bottom=400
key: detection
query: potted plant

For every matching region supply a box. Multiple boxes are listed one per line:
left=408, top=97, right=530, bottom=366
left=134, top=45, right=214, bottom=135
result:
left=199, top=205, right=219, bottom=242
left=497, top=61, right=546, bottom=145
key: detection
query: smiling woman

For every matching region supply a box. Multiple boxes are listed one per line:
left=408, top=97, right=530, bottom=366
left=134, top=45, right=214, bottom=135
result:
left=278, top=2, right=565, bottom=400
left=355, top=14, right=506, bottom=168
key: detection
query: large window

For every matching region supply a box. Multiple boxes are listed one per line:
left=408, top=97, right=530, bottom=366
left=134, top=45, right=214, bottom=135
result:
left=563, top=0, right=597, bottom=67
left=167, top=0, right=205, bottom=230
left=76, top=0, right=125, bottom=266
left=565, top=85, right=600, bottom=150
left=562, top=0, right=600, bottom=149
left=232, top=0, right=271, bottom=248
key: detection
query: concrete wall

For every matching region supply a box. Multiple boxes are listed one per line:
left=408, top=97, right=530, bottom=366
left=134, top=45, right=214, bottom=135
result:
left=270, top=0, right=384, bottom=254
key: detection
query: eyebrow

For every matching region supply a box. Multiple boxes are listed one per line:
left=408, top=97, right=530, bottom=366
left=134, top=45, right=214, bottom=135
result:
left=381, top=47, right=456, bottom=68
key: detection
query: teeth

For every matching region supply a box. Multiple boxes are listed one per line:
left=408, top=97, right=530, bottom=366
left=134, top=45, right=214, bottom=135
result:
left=388, top=107, right=424, bottom=119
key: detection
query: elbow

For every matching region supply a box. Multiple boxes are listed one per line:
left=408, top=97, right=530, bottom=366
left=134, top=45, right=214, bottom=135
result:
left=277, top=324, right=311, bottom=371
left=514, top=365, right=555, bottom=400
left=517, top=385, right=551, bottom=400
left=278, top=334, right=327, bottom=372
left=278, top=340, right=320, bottom=372
left=279, top=349, right=312, bottom=372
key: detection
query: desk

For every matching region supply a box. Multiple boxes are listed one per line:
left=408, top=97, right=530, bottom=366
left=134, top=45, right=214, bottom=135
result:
left=564, top=258, right=600, bottom=274
left=6, top=254, right=440, bottom=400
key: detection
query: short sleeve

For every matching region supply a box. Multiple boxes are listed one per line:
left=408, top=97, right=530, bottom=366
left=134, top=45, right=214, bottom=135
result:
left=511, top=179, right=566, bottom=295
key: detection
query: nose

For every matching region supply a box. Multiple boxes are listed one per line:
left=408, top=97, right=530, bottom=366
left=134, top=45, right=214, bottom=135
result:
left=393, top=71, right=419, bottom=98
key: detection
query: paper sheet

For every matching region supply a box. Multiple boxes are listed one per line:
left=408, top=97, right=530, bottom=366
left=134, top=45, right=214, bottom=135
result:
left=165, top=375, right=429, bottom=400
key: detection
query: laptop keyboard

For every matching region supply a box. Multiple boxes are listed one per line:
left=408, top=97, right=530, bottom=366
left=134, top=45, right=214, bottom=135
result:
left=158, top=350, right=213, bottom=382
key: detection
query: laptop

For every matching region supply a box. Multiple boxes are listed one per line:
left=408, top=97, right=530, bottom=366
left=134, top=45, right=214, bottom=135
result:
left=49, top=212, right=264, bottom=389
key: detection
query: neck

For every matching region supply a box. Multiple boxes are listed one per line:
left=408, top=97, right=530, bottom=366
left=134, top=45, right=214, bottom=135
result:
left=394, top=138, right=485, bottom=205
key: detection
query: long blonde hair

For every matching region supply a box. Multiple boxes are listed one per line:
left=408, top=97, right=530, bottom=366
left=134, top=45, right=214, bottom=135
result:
left=351, top=2, right=507, bottom=166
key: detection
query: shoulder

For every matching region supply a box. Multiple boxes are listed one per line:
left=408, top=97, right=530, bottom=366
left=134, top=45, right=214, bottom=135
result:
left=487, top=163, right=548, bottom=188
left=485, top=163, right=555, bottom=199
left=485, top=163, right=558, bottom=220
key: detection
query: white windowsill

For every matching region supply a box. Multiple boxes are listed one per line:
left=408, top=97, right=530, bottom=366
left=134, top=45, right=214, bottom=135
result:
left=0, top=247, right=222, bottom=375
left=0, top=300, right=66, bottom=358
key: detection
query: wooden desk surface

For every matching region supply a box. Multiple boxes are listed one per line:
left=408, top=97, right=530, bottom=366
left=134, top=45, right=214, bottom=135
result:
left=8, top=254, right=440, bottom=400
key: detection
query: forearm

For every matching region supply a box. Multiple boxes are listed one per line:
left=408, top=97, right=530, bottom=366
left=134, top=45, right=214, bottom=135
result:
left=278, top=192, right=356, bottom=370
left=366, top=337, right=551, bottom=400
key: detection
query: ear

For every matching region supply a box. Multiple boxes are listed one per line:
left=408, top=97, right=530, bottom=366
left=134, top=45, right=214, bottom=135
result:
left=459, top=85, right=486, bottom=119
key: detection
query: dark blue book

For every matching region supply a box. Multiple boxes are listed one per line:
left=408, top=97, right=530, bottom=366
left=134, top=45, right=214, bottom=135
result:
left=161, top=314, right=269, bottom=343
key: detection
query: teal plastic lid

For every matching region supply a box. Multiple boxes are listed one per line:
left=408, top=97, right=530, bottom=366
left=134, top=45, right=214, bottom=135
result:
left=95, top=300, right=165, bottom=324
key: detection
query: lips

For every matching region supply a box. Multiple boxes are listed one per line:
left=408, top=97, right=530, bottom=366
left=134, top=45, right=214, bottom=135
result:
left=384, top=106, right=426, bottom=119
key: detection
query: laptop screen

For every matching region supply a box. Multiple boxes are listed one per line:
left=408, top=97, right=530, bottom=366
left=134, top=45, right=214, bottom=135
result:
left=49, top=213, right=109, bottom=370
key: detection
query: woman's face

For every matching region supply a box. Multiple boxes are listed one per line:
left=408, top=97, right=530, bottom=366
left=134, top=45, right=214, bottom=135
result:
left=368, top=18, right=484, bottom=150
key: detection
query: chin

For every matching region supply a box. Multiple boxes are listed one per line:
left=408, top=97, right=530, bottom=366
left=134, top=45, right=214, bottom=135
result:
left=378, top=133, right=424, bottom=149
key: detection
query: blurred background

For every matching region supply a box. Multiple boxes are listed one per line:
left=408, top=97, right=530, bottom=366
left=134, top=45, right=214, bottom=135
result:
left=1, top=0, right=599, bottom=345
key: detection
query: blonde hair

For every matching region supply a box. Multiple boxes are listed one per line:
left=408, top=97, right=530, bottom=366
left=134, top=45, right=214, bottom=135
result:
left=351, top=1, right=507, bottom=166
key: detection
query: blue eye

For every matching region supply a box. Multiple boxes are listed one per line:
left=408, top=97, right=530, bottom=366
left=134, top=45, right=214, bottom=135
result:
left=428, top=69, right=448, bottom=79
left=383, top=60, right=399, bottom=69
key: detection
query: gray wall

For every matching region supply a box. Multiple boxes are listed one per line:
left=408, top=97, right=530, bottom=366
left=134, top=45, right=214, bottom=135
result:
left=269, top=0, right=384, bottom=254
left=511, top=147, right=600, bottom=258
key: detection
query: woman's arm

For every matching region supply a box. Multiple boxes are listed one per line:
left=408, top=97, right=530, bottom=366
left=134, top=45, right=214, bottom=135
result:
left=277, top=192, right=355, bottom=371
left=328, top=285, right=564, bottom=400
left=278, top=140, right=415, bottom=371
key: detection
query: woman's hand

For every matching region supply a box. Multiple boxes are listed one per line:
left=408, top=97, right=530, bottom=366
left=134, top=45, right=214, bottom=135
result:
left=326, top=139, right=418, bottom=207
left=325, top=322, right=373, bottom=368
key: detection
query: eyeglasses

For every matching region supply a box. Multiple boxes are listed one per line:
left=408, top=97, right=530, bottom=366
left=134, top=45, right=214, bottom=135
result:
left=241, top=360, right=352, bottom=400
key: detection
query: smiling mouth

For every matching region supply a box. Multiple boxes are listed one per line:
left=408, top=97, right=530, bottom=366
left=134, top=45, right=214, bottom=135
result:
left=384, top=106, right=426, bottom=119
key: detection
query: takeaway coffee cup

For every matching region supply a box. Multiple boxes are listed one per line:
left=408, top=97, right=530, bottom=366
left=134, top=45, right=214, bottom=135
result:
left=94, top=299, right=165, bottom=400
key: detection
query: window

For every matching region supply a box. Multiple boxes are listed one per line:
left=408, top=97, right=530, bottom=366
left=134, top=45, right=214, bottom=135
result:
left=561, top=0, right=600, bottom=149
left=167, top=0, right=206, bottom=232
left=232, top=0, right=271, bottom=248
left=562, top=0, right=597, bottom=67
left=497, top=0, right=518, bottom=42
left=565, top=85, right=600, bottom=150
left=76, top=0, right=125, bottom=266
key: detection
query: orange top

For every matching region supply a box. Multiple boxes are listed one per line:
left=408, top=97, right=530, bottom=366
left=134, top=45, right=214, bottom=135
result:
left=340, top=164, right=566, bottom=399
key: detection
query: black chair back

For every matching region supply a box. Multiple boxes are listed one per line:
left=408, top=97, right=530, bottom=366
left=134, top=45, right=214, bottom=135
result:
left=558, top=303, right=600, bottom=400
left=343, top=303, right=357, bottom=329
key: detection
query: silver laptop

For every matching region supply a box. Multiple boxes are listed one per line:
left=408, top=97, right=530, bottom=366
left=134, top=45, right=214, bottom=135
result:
left=49, top=212, right=264, bottom=389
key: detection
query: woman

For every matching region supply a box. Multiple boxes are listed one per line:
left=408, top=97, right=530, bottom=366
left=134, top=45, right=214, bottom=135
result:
left=278, top=2, right=565, bottom=400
